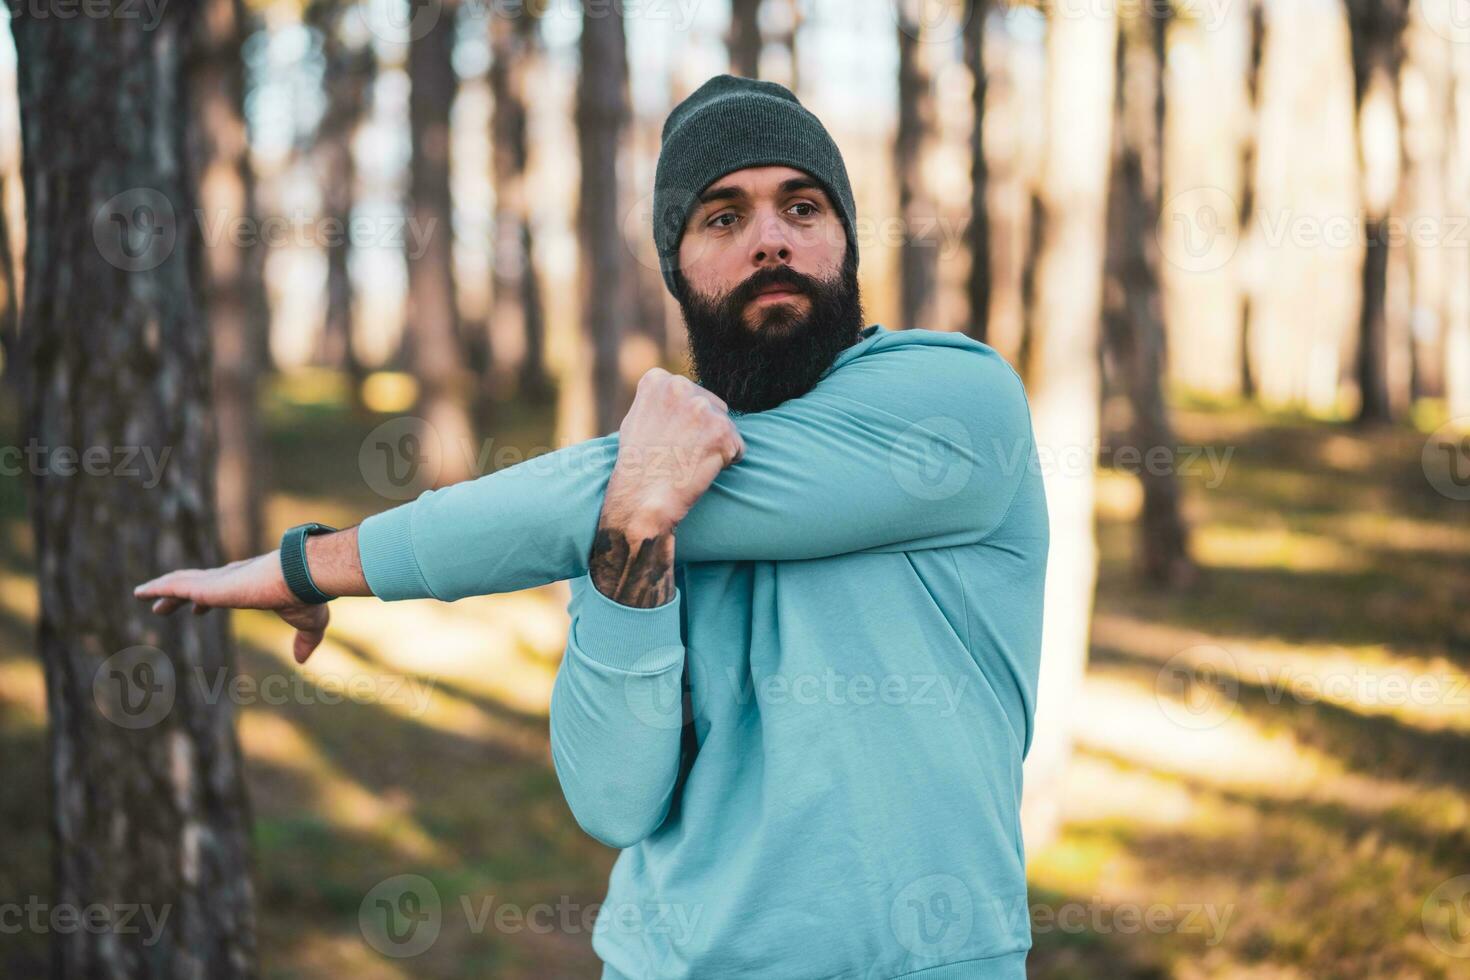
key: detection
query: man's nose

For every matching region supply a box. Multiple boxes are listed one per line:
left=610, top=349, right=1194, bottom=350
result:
left=747, top=207, right=794, bottom=267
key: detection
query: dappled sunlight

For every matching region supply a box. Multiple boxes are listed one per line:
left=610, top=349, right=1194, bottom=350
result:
left=240, top=709, right=447, bottom=865
left=264, top=496, right=375, bottom=537
left=1092, top=612, right=1470, bottom=733
left=0, top=656, right=43, bottom=723
left=258, top=932, right=415, bottom=980
left=1334, top=510, right=1470, bottom=556
left=1073, top=672, right=1326, bottom=788
left=321, top=589, right=570, bottom=712
left=1314, top=432, right=1378, bottom=473
left=1095, top=469, right=1144, bottom=522
left=233, top=606, right=556, bottom=761
left=0, top=568, right=36, bottom=620
left=1190, top=523, right=1371, bottom=573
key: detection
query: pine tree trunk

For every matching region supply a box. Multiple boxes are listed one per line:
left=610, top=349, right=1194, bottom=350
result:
left=1103, top=10, right=1195, bottom=589
left=408, top=2, right=477, bottom=484
left=896, top=0, right=936, bottom=331
left=729, top=0, right=762, bottom=78
left=1020, top=0, right=1116, bottom=850
left=1447, top=27, right=1470, bottom=423
left=1347, top=0, right=1408, bottom=426
left=13, top=3, right=258, bottom=975
left=576, top=3, right=632, bottom=434
left=489, top=10, right=552, bottom=405
left=192, top=0, right=269, bottom=561
left=1238, top=0, right=1265, bottom=398
left=0, top=174, right=19, bottom=399
left=965, top=0, right=990, bottom=342
left=310, top=0, right=372, bottom=398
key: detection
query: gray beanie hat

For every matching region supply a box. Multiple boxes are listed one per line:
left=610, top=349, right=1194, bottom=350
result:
left=651, top=74, right=859, bottom=298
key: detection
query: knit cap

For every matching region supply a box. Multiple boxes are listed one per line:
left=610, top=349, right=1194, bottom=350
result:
left=651, top=74, right=859, bottom=297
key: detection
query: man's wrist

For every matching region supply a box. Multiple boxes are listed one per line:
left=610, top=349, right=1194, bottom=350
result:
left=303, top=527, right=370, bottom=598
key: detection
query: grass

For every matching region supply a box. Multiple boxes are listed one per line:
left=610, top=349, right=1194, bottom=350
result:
left=0, top=382, right=1467, bottom=977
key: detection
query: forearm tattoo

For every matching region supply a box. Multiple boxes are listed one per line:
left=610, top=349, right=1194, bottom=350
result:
left=588, top=522, right=675, bottom=608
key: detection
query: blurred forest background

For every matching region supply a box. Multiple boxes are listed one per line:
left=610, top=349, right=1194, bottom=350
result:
left=0, top=0, right=1468, bottom=977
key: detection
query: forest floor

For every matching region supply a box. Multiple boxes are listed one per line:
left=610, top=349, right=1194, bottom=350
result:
left=0, top=379, right=1466, bottom=979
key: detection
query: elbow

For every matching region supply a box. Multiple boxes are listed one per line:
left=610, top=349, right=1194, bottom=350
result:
left=573, top=809, right=661, bottom=850
left=564, top=783, right=670, bottom=849
left=550, top=736, right=673, bottom=849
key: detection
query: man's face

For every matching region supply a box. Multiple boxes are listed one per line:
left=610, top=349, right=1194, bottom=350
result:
left=674, top=165, right=864, bottom=414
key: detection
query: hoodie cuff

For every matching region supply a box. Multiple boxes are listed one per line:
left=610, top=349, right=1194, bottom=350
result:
left=358, top=503, right=436, bottom=601
left=570, top=573, right=684, bottom=673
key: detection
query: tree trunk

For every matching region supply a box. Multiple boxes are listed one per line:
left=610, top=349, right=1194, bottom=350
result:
left=1238, top=0, right=1265, bottom=398
left=1020, top=0, right=1116, bottom=849
left=896, top=0, right=937, bottom=330
left=1447, top=25, right=1470, bottom=423
left=0, top=174, right=20, bottom=398
left=964, top=0, right=990, bottom=342
left=192, top=0, right=269, bottom=560
left=1346, top=0, right=1408, bottom=425
left=576, top=2, right=632, bottom=434
left=1103, top=9, right=1196, bottom=589
left=489, top=9, right=552, bottom=406
left=309, top=0, right=373, bottom=401
left=13, top=3, right=258, bottom=975
left=408, top=2, right=477, bottom=485
left=729, top=0, right=762, bottom=78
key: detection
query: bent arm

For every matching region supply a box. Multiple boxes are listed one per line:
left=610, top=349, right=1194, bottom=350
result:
left=549, top=574, right=687, bottom=848
left=358, top=341, right=1035, bottom=602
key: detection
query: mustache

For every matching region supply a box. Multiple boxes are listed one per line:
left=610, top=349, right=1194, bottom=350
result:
left=727, top=265, right=818, bottom=310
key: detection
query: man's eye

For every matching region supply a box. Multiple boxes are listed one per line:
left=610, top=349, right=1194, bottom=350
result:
left=789, top=202, right=817, bottom=217
left=708, top=213, right=738, bottom=229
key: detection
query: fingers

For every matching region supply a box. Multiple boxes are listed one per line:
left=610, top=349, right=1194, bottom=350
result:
left=293, top=627, right=326, bottom=665
left=150, top=596, right=188, bottom=616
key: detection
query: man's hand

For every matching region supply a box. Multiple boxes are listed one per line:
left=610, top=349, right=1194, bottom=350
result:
left=590, top=368, right=745, bottom=607
left=133, top=528, right=367, bottom=664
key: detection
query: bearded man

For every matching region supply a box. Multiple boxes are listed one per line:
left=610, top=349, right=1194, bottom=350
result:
left=136, top=74, right=1049, bottom=979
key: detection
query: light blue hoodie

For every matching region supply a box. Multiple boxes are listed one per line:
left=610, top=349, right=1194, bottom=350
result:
left=357, top=324, right=1049, bottom=978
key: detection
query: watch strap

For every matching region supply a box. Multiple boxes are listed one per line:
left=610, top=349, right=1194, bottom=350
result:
left=280, top=522, right=337, bottom=605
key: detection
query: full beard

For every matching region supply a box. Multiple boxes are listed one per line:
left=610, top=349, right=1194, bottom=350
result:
left=677, top=251, right=865, bottom=414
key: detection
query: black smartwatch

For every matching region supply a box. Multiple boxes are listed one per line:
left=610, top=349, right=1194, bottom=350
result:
left=280, top=522, right=338, bottom=605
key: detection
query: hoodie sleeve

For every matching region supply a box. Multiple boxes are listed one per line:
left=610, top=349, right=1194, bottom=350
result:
left=357, top=339, right=1034, bottom=601
left=548, top=574, right=687, bottom=848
